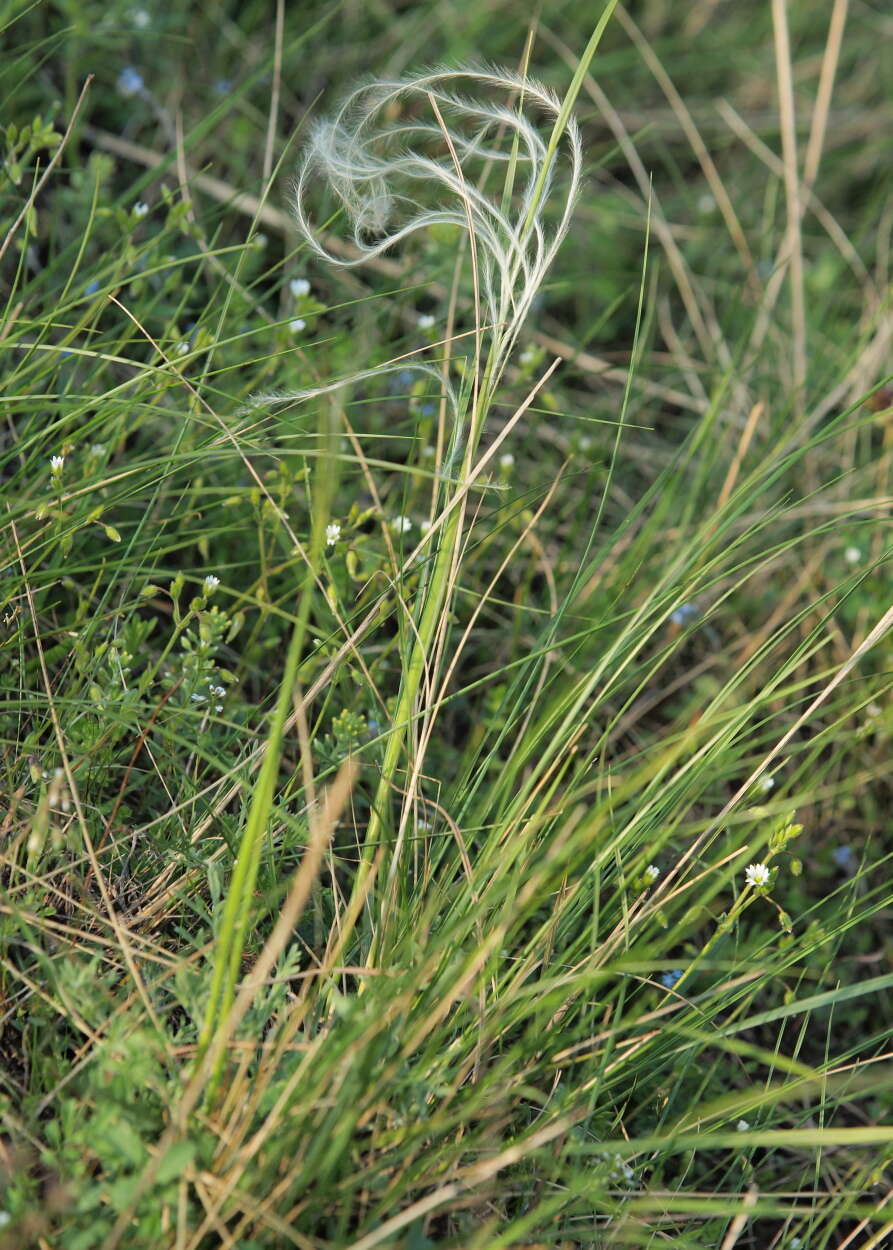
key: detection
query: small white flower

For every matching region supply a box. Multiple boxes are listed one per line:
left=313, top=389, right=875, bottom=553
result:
left=89, top=443, right=106, bottom=457
left=744, top=862, right=770, bottom=888
left=325, top=521, right=340, bottom=546
left=499, top=452, right=515, bottom=470
left=417, top=313, right=435, bottom=330
left=252, top=232, right=268, bottom=249
left=131, top=8, right=151, bottom=28
left=604, top=1153, right=636, bottom=1186
left=391, top=515, right=413, bottom=534
left=209, top=684, right=226, bottom=697
left=757, top=774, right=775, bottom=793
left=644, top=864, right=660, bottom=882
left=203, top=574, right=220, bottom=594
left=421, top=444, right=435, bottom=459
left=697, top=192, right=716, bottom=215
left=132, top=200, right=150, bottom=218
left=174, top=340, right=189, bottom=356
left=736, top=1119, right=750, bottom=1132
left=50, top=455, right=64, bottom=475
left=419, top=518, right=432, bottom=534
left=191, top=693, right=206, bottom=703
left=519, top=345, right=536, bottom=366
left=289, top=318, right=306, bottom=333
left=289, top=277, right=310, bottom=297
left=844, top=546, right=861, bottom=565
left=578, top=435, right=593, bottom=452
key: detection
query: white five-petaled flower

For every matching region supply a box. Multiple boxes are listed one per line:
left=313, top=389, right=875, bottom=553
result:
left=289, top=277, right=310, bottom=297
left=203, top=574, right=220, bottom=594
left=325, top=522, right=340, bottom=546
left=744, top=862, right=770, bottom=888
left=289, top=318, right=306, bottom=333
left=417, top=313, right=435, bottom=330
left=50, top=455, right=64, bottom=475
left=644, top=864, right=660, bottom=883
left=391, top=515, right=412, bottom=533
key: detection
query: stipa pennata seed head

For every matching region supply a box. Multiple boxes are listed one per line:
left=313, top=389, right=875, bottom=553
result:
left=292, top=66, right=581, bottom=380
left=247, top=67, right=581, bottom=475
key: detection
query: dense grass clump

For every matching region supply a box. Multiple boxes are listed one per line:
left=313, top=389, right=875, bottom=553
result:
left=1, top=1, right=892, bottom=1246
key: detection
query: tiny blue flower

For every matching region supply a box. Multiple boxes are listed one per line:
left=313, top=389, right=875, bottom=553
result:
left=832, top=845, right=857, bottom=873
left=117, top=67, right=145, bottom=97
left=84, top=279, right=100, bottom=295
left=661, top=970, right=683, bottom=988
left=671, top=602, right=699, bottom=626
left=213, top=79, right=233, bottom=97
left=419, top=402, right=436, bottom=417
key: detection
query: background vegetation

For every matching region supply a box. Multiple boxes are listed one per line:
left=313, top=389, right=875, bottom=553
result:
left=1, top=0, right=892, bottom=1246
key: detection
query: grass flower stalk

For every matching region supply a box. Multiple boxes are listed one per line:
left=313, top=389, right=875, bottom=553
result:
left=284, top=39, right=618, bottom=937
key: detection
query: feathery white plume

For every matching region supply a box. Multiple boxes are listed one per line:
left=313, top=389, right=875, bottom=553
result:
left=249, top=65, right=580, bottom=492
left=292, top=66, right=580, bottom=382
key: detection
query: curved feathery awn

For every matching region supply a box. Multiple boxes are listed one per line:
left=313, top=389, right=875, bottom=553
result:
left=250, top=68, right=585, bottom=907
left=291, top=66, right=582, bottom=389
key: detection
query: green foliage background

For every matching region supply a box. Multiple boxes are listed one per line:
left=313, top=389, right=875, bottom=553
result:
left=1, top=1, right=891, bottom=1247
